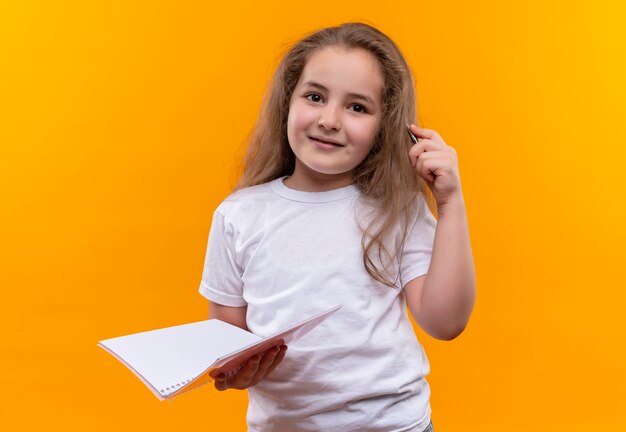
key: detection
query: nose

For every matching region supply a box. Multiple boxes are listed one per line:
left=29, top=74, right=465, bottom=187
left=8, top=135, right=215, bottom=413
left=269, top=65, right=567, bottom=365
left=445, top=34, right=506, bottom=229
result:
left=318, top=104, right=341, bottom=131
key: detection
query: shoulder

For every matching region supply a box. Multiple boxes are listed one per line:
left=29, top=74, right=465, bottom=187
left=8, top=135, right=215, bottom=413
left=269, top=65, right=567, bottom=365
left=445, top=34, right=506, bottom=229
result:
left=214, top=179, right=281, bottom=220
left=407, top=190, right=437, bottom=235
left=411, top=190, right=436, bottom=222
left=356, top=189, right=433, bottom=225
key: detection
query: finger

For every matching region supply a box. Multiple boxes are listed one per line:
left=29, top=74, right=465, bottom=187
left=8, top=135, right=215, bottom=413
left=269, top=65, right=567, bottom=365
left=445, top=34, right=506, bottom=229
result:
left=407, top=141, right=429, bottom=166
left=409, top=125, right=444, bottom=143
left=249, top=346, right=281, bottom=386
left=416, top=157, right=449, bottom=183
left=209, top=367, right=228, bottom=379
left=415, top=162, right=436, bottom=184
left=408, top=140, right=442, bottom=167
left=414, top=150, right=454, bottom=167
left=406, top=125, right=419, bottom=144
left=258, top=346, right=281, bottom=374
left=214, top=373, right=228, bottom=391
left=263, top=345, right=288, bottom=378
left=230, top=354, right=262, bottom=389
left=415, top=148, right=457, bottom=167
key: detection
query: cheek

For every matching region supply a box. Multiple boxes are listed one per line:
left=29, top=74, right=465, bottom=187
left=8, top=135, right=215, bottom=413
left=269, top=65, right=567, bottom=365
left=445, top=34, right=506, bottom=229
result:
left=287, top=102, right=312, bottom=136
left=286, top=108, right=298, bottom=148
left=349, top=121, right=380, bottom=151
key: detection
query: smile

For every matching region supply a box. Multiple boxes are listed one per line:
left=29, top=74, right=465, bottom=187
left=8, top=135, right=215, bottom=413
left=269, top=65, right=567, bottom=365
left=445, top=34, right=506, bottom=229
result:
left=309, top=136, right=345, bottom=147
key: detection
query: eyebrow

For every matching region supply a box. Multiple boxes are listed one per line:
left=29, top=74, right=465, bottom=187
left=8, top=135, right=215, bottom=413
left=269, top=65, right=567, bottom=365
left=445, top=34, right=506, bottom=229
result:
left=302, top=81, right=377, bottom=106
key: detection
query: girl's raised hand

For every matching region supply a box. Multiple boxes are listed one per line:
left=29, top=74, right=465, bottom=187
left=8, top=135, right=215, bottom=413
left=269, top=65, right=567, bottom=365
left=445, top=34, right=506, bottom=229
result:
left=407, top=124, right=463, bottom=208
left=210, top=344, right=287, bottom=391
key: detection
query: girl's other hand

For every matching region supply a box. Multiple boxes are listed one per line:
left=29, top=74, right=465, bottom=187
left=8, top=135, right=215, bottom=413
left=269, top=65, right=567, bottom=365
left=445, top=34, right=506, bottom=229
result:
left=210, top=344, right=287, bottom=391
left=407, top=124, right=463, bottom=208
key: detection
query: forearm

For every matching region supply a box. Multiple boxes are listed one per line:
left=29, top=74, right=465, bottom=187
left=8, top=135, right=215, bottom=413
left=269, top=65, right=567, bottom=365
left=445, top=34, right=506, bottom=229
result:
left=420, top=195, right=476, bottom=340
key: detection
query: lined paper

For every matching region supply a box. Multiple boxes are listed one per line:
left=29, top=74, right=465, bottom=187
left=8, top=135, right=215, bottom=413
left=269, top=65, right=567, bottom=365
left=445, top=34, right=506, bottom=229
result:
left=99, top=320, right=261, bottom=395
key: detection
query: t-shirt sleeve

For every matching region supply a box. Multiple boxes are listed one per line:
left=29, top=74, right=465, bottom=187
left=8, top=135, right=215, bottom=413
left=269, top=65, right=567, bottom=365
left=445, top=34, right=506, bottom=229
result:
left=400, top=193, right=437, bottom=288
left=198, top=208, right=247, bottom=307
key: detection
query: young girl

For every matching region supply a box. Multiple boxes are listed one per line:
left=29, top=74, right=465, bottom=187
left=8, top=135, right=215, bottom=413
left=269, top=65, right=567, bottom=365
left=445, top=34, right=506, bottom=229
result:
left=200, top=22, right=475, bottom=432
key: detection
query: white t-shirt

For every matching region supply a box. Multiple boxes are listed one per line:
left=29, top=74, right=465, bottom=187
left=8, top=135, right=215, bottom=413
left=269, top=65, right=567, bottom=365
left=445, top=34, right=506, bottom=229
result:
left=199, top=177, right=437, bottom=432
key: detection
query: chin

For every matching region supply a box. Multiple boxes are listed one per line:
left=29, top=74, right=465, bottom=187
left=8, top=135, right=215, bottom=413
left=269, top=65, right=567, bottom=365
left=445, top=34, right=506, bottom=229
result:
left=304, top=163, right=351, bottom=176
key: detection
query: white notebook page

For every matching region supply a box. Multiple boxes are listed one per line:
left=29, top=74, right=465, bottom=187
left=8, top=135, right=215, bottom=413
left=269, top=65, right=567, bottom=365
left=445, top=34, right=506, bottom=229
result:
left=100, top=320, right=261, bottom=395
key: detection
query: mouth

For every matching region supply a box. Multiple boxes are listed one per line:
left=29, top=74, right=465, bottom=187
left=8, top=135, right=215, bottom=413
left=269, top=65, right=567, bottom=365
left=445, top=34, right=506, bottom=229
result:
left=308, top=136, right=344, bottom=147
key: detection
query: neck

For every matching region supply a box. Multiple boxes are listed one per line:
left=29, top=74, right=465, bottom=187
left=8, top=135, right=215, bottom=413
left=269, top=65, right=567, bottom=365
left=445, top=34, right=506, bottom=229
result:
left=283, top=161, right=353, bottom=192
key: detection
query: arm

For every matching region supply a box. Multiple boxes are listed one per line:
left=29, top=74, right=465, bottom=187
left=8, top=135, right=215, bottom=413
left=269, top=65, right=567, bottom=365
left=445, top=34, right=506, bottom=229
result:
left=208, top=301, right=249, bottom=331
left=404, top=197, right=476, bottom=340
left=405, top=125, right=476, bottom=340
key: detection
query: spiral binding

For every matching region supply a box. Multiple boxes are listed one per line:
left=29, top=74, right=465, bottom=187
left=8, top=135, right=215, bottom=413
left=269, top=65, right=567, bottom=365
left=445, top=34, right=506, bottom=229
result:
left=160, top=378, right=192, bottom=396
left=160, top=365, right=243, bottom=398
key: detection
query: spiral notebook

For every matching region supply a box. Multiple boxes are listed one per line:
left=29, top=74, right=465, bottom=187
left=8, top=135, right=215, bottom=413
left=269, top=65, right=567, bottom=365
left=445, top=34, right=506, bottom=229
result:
left=98, top=304, right=342, bottom=401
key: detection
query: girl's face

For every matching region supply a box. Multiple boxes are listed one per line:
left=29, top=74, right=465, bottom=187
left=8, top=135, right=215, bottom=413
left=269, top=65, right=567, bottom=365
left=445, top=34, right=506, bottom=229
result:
left=286, top=46, right=383, bottom=190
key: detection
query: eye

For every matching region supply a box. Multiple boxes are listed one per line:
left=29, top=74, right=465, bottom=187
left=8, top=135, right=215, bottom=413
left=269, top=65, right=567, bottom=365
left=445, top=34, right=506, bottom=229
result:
left=350, top=104, right=368, bottom=113
left=306, top=93, right=323, bottom=103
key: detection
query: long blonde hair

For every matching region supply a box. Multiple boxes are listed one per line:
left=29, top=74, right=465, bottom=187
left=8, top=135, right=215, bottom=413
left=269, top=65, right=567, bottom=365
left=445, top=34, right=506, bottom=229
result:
left=236, top=22, right=436, bottom=287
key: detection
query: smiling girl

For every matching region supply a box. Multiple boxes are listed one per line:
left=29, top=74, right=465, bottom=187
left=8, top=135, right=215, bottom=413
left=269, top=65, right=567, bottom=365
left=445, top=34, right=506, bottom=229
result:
left=199, top=22, right=476, bottom=432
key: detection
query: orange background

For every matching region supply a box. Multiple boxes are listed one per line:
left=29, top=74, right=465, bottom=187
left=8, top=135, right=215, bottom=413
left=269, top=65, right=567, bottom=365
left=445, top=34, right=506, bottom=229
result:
left=1, top=1, right=625, bottom=430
